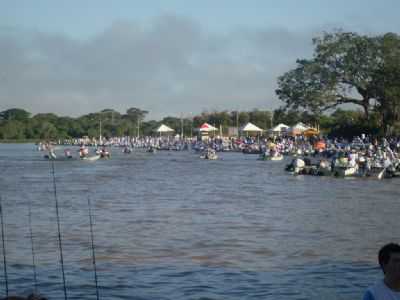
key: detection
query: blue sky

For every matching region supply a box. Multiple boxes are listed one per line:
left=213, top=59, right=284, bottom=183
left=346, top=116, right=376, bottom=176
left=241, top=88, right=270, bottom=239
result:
left=1, top=0, right=400, bottom=119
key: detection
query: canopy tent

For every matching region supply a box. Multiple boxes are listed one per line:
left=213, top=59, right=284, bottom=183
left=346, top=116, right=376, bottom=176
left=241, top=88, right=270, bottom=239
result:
left=303, top=128, right=320, bottom=137
left=199, top=123, right=218, bottom=132
left=240, top=122, right=263, bottom=143
left=289, top=122, right=309, bottom=135
left=270, top=123, right=290, bottom=132
left=240, top=122, right=264, bottom=132
left=156, top=124, right=174, bottom=133
left=292, top=122, right=309, bottom=131
left=155, top=124, right=174, bottom=138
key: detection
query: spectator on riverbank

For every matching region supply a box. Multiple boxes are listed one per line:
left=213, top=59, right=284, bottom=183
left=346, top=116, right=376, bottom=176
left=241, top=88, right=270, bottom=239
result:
left=363, top=243, right=400, bottom=300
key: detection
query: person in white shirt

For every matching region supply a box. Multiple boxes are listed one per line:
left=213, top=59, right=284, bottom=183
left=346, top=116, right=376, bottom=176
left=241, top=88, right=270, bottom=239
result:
left=363, top=243, right=400, bottom=300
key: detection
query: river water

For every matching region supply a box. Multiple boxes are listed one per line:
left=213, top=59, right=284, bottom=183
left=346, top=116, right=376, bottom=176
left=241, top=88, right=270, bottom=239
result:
left=0, top=143, right=399, bottom=299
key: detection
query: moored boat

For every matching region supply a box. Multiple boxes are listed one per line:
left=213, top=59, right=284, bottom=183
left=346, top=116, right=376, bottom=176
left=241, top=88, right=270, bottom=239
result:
left=200, top=148, right=218, bottom=160
left=81, top=154, right=101, bottom=161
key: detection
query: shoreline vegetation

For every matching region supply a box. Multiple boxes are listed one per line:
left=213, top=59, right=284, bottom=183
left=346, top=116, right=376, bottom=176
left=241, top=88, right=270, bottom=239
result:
left=0, top=106, right=391, bottom=142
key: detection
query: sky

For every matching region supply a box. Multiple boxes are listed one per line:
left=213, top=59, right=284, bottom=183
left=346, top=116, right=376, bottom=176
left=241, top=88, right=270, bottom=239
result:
left=1, top=0, right=400, bottom=120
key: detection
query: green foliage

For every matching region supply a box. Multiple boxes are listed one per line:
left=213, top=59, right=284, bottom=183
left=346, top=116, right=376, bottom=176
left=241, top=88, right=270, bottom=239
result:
left=0, top=107, right=394, bottom=142
left=272, top=108, right=301, bottom=126
left=374, top=33, right=400, bottom=134
left=322, top=109, right=380, bottom=138
left=0, top=120, right=26, bottom=139
left=276, top=30, right=400, bottom=135
left=126, top=107, right=148, bottom=122
left=0, top=108, right=31, bottom=121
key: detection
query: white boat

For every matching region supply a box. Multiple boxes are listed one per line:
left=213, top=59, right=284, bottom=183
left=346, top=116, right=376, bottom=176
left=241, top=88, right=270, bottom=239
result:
left=269, top=155, right=283, bottom=161
left=200, top=149, right=218, bottom=160
left=82, top=155, right=101, bottom=161
left=366, top=167, right=386, bottom=179
left=316, top=160, right=332, bottom=176
left=259, top=154, right=284, bottom=161
left=285, top=158, right=305, bottom=174
left=333, top=165, right=358, bottom=177
left=332, top=157, right=358, bottom=177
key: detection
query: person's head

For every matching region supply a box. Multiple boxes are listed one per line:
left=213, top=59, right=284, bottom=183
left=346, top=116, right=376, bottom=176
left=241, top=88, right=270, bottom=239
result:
left=378, top=243, right=400, bottom=279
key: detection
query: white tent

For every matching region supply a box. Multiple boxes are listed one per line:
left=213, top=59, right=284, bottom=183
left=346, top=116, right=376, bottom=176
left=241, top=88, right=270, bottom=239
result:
left=291, top=122, right=309, bottom=131
left=156, top=124, right=174, bottom=133
left=271, top=123, right=290, bottom=132
left=240, top=122, right=264, bottom=132
left=199, top=123, right=218, bottom=132
left=289, top=122, right=309, bottom=135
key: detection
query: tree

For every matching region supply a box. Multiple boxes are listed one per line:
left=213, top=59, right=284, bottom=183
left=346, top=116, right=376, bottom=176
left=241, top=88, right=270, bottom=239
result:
left=32, top=113, right=59, bottom=122
left=373, top=33, right=400, bottom=134
left=141, top=120, right=159, bottom=136
left=0, top=108, right=31, bottom=121
left=37, top=121, right=58, bottom=139
left=238, top=111, right=250, bottom=126
left=0, top=121, right=26, bottom=139
left=276, top=31, right=382, bottom=119
left=125, top=107, right=148, bottom=122
left=272, top=108, right=301, bottom=126
left=327, top=109, right=380, bottom=138
left=192, top=114, right=207, bottom=128
left=249, top=109, right=272, bottom=130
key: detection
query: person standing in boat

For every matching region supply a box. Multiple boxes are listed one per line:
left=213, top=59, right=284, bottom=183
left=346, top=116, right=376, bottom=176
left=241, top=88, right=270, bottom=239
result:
left=363, top=243, right=400, bottom=300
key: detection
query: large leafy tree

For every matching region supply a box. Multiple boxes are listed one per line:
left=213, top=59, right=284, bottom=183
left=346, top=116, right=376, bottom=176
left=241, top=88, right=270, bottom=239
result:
left=125, top=107, right=148, bottom=122
left=373, top=33, right=400, bottom=134
left=0, top=121, right=26, bottom=139
left=276, top=31, right=382, bottom=119
left=249, top=109, right=272, bottom=130
left=0, top=108, right=31, bottom=121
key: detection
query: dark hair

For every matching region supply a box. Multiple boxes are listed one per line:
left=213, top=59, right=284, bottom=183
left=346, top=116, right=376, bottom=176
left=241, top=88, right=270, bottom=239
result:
left=378, top=243, right=400, bottom=272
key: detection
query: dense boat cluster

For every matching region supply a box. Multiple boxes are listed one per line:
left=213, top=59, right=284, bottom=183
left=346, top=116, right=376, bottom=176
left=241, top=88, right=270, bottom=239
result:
left=38, top=135, right=400, bottom=179
left=261, top=136, right=400, bottom=178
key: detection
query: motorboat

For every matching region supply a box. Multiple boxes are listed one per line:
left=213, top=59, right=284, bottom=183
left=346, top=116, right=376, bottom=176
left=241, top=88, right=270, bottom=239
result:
left=200, top=148, right=218, bottom=160
left=81, top=155, right=101, bottom=161
left=258, top=152, right=284, bottom=161
left=285, top=158, right=305, bottom=174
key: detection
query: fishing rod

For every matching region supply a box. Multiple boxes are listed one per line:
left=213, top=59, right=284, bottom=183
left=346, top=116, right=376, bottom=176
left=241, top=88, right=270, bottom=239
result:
left=50, top=160, right=68, bottom=300
left=87, top=196, right=100, bottom=300
left=0, top=195, right=8, bottom=297
left=28, top=196, right=38, bottom=294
